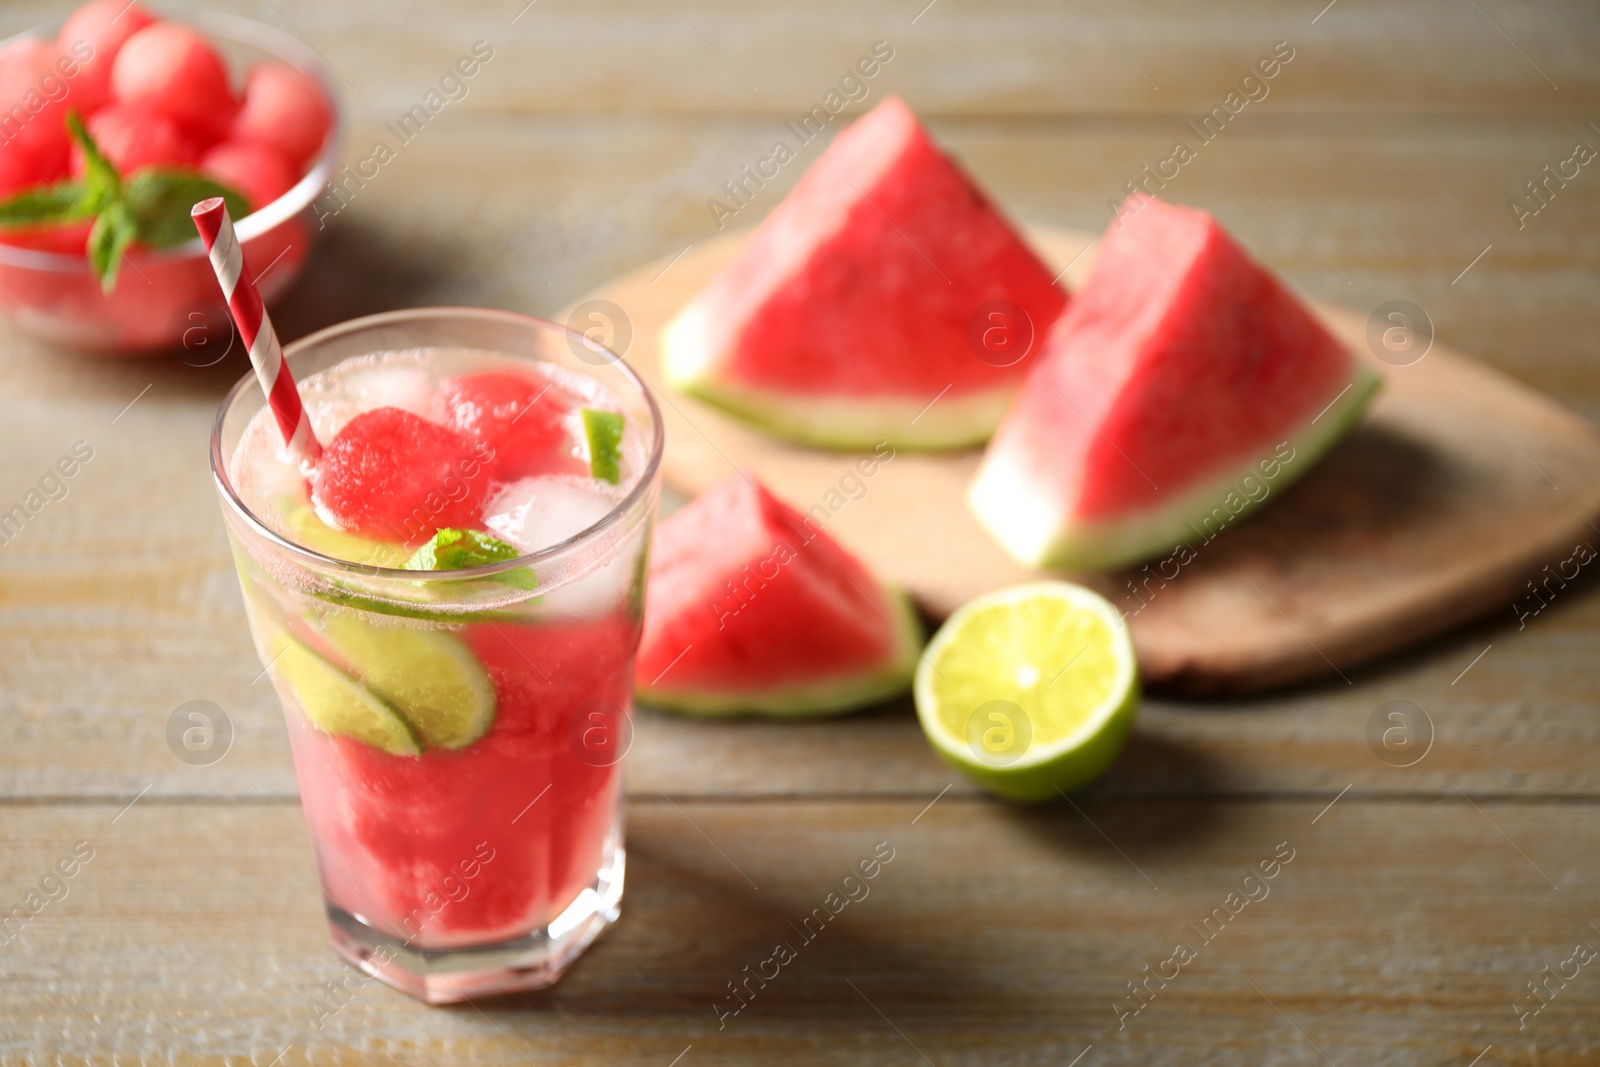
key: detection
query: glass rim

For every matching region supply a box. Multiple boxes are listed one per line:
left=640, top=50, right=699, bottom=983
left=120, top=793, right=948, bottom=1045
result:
left=0, top=9, right=346, bottom=272
left=209, top=305, right=665, bottom=583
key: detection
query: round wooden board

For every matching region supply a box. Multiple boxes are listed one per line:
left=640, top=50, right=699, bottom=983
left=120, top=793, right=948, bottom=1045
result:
left=575, top=226, right=1600, bottom=694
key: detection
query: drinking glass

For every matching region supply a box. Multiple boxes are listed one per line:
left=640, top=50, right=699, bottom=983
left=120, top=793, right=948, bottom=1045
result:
left=210, top=308, right=662, bottom=1002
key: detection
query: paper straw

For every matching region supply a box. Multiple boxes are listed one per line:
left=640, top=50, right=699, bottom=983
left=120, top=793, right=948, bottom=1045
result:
left=191, top=197, right=322, bottom=466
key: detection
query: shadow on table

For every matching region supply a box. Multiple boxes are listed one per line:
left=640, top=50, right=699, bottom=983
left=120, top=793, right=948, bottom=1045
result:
left=998, top=731, right=1228, bottom=862
left=1076, top=729, right=1222, bottom=804
left=438, top=740, right=1225, bottom=1046
left=453, top=839, right=1020, bottom=1035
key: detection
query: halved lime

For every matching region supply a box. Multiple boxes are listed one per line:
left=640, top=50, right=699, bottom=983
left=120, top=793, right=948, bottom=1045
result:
left=271, top=636, right=422, bottom=756
left=914, top=581, right=1139, bottom=802
left=316, top=615, right=496, bottom=750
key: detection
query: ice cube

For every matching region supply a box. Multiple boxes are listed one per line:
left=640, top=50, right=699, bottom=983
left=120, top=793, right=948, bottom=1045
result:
left=306, top=396, right=360, bottom=441
left=485, top=475, right=618, bottom=553
left=341, top=362, right=435, bottom=419
left=484, top=476, right=636, bottom=617
left=232, top=411, right=311, bottom=528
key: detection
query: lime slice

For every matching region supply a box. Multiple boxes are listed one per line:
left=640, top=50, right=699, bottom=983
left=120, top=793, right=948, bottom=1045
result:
left=282, top=506, right=532, bottom=623
left=914, top=581, right=1139, bottom=802
left=317, top=614, right=496, bottom=750
left=582, top=408, right=625, bottom=484
left=285, top=505, right=408, bottom=568
left=271, top=636, right=422, bottom=756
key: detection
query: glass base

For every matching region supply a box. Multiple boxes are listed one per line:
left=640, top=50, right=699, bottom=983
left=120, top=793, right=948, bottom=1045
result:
left=325, top=848, right=625, bottom=1004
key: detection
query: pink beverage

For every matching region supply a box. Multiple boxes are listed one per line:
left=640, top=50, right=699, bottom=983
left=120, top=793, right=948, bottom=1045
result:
left=210, top=309, right=661, bottom=1002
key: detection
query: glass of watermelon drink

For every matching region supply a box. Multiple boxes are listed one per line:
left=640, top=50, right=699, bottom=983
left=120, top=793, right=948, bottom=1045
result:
left=210, top=308, right=662, bottom=1003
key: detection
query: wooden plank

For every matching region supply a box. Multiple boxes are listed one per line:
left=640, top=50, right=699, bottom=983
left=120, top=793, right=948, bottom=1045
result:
left=0, top=797, right=1594, bottom=1064
left=6, top=0, right=1590, bottom=117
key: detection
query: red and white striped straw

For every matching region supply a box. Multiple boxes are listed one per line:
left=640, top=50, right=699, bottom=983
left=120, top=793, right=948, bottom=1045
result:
left=191, top=197, right=322, bottom=466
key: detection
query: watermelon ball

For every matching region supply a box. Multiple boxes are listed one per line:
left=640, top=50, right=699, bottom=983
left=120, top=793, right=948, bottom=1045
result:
left=311, top=406, right=492, bottom=542
left=0, top=38, right=75, bottom=188
left=230, top=61, right=331, bottom=169
left=110, top=23, right=236, bottom=145
left=435, top=372, right=582, bottom=482
left=56, top=0, right=158, bottom=114
left=71, top=102, right=196, bottom=177
left=0, top=143, right=46, bottom=198
left=0, top=125, right=60, bottom=199
left=200, top=141, right=296, bottom=211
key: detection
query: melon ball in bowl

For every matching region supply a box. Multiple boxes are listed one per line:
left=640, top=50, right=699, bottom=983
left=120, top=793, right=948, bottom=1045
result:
left=0, top=5, right=341, bottom=354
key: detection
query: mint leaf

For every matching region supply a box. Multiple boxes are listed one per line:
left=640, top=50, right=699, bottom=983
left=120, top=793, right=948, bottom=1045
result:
left=403, top=529, right=539, bottom=590
left=0, top=183, right=87, bottom=228
left=404, top=527, right=468, bottom=570
left=582, top=408, right=625, bottom=485
left=66, top=110, right=119, bottom=215
left=66, top=110, right=133, bottom=291
left=87, top=200, right=136, bottom=292
left=126, top=170, right=249, bottom=249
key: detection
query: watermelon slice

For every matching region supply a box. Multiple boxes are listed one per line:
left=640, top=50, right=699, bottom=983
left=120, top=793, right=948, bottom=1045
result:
left=969, top=196, right=1381, bottom=571
left=636, top=475, right=922, bottom=716
left=661, top=96, right=1067, bottom=450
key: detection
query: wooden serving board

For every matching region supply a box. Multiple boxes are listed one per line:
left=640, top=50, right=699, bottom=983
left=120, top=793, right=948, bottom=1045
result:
left=576, top=226, right=1600, bottom=695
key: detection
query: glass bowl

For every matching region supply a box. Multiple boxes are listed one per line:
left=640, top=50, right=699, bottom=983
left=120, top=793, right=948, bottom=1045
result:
left=0, top=10, right=343, bottom=355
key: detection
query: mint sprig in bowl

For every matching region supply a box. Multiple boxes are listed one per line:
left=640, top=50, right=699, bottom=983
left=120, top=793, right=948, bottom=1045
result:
left=0, top=112, right=250, bottom=292
left=0, top=11, right=342, bottom=355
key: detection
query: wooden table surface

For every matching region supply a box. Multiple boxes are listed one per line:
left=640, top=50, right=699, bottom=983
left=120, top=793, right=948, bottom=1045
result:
left=2, top=1, right=1598, bottom=1064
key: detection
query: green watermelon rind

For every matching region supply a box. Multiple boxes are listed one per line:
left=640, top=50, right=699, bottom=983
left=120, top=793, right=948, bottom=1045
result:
left=660, top=315, right=1012, bottom=451
left=636, top=588, right=924, bottom=717
left=970, top=365, right=1382, bottom=572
